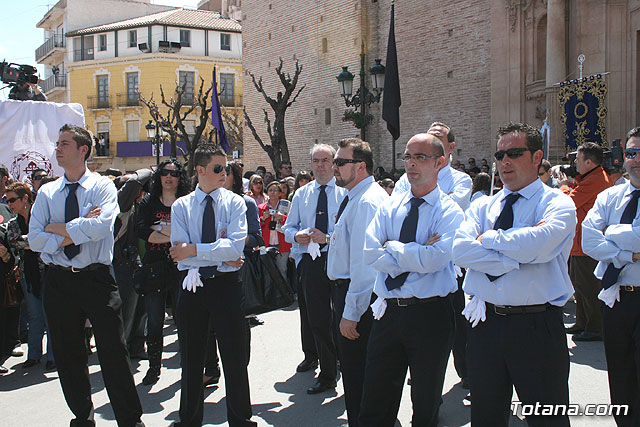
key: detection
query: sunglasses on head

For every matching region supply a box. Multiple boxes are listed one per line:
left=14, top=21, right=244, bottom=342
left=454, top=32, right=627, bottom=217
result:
left=212, top=164, right=230, bottom=174
left=333, top=158, right=362, bottom=167
left=160, top=169, right=180, bottom=178
left=625, top=148, right=640, bottom=159
left=494, top=147, right=530, bottom=161
left=6, top=197, right=20, bottom=204
left=32, top=174, right=46, bottom=181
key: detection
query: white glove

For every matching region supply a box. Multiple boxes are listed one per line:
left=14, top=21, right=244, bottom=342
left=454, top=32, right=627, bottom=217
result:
left=454, top=265, right=463, bottom=278
left=182, top=268, right=204, bottom=293
left=371, top=296, right=387, bottom=320
left=462, top=296, right=486, bottom=328
left=302, top=228, right=322, bottom=260
left=598, top=285, right=620, bottom=308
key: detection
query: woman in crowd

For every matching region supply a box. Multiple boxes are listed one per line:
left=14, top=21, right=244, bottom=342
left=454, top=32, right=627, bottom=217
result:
left=290, top=171, right=312, bottom=201
left=471, top=172, right=492, bottom=202
left=136, top=158, right=190, bottom=385
left=248, top=174, right=266, bottom=205
left=378, top=178, right=395, bottom=196
left=259, top=181, right=291, bottom=279
left=279, top=179, right=291, bottom=201
left=5, top=182, right=55, bottom=370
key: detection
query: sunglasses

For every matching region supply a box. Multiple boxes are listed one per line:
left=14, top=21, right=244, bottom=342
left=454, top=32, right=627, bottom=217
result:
left=6, top=197, right=20, bottom=204
left=32, top=175, right=46, bottom=181
left=494, top=147, right=530, bottom=161
left=625, top=148, right=640, bottom=159
left=333, top=158, right=362, bottom=167
left=253, top=180, right=263, bottom=184
left=281, top=165, right=292, bottom=169
left=212, top=164, right=230, bottom=174
left=160, top=169, right=180, bottom=178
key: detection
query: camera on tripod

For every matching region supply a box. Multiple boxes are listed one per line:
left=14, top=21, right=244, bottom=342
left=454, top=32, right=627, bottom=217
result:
left=0, top=61, right=39, bottom=86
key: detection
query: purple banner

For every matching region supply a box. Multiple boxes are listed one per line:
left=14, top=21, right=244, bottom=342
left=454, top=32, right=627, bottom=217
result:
left=116, top=140, right=187, bottom=157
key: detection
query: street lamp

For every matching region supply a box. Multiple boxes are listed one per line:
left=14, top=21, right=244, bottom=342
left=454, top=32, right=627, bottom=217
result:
left=145, top=120, right=160, bottom=165
left=336, top=50, right=385, bottom=140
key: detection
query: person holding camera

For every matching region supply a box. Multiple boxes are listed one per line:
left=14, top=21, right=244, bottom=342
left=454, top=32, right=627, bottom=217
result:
left=560, top=142, right=612, bottom=342
left=258, top=181, right=291, bottom=279
left=136, top=159, right=190, bottom=385
left=8, top=81, right=47, bottom=102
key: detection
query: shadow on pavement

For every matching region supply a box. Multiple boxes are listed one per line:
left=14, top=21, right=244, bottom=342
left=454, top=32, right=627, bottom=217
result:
left=563, top=300, right=607, bottom=372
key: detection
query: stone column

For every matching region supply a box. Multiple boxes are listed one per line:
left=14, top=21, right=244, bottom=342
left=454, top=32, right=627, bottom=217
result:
left=546, top=0, right=567, bottom=158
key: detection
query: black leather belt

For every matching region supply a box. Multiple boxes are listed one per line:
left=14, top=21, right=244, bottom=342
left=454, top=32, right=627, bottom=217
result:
left=386, top=296, right=443, bottom=307
left=620, top=285, right=639, bottom=292
left=332, top=279, right=350, bottom=287
left=49, top=263, right=108, bottom=273
left=486, top=302, right=551, bottom=316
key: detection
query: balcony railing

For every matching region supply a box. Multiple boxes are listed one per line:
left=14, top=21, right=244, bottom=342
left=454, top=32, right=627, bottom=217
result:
left=116, top=93, right=140, bottom=107
left=41, top=74, right=66, bottom=93
left=87, top=95, right=112, bottom=110
left=35, top=35, right=65, bottom=62
left=220, top=94, right=243, bottom=108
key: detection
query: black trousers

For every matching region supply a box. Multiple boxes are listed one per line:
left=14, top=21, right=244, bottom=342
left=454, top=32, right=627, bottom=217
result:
left=569, top=255, right=602, bottom=333
left=451, top=271, right=469, bottom=380
left=299, top=253, right=337, bottom=383
left=296, top=261, right=318, bottom=363
left=175, top=272, right=254, bottom=427
left=603, top=290, right=640, bottom=427
left=43, top=265, right=143, bottom=427
left=113, top=262, right=146, bottom=354
left=331, top=280, right=373, bottom=427
left=359, top=296, right=454, bottom=427
left=468, top=305, right=570, bottom=427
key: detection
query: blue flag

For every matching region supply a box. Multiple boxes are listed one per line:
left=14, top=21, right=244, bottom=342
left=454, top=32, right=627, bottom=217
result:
left=211, top=68, right=229, bottom=152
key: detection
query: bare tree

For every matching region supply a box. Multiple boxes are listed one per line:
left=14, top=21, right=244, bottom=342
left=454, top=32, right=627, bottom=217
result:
left=223, top=108, right=243, bottom=154
left=244, top=58, right=305, bottom=171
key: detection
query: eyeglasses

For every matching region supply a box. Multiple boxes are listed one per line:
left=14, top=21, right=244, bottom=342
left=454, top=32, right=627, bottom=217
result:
left=625, top=148, right=640, bottom=159
left=494, top=147, right=530, bottom=161
left=402, top=153, right=440, bottom=162
left=281, top=165, right=292, bottom=170
left=32, top=175, right=46, bottom=181
left=160, top=169, right=180, bottom=178
left=333, top=158, right=362, bottom=167
left=254, top=180, right=263, bottom=185
left=212, top=164, right=229, bottom=174
left=6, top=197, right=20, bottom=204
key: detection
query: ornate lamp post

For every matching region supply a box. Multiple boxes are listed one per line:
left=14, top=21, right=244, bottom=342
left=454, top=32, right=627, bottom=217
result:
left=145, top=120, right=168, bottom=165
left=337, top=50, right=385, bottom=141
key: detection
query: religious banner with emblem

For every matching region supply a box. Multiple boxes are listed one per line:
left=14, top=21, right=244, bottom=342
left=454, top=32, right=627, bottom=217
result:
left=557, top=75, right=608, bottom=151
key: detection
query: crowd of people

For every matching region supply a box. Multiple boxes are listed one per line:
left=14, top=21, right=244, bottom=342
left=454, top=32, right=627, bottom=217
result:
left=0, top=119, right=639, bottom=427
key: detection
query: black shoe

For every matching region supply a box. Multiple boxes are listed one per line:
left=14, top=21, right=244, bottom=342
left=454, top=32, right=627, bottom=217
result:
left=23, top=359, right=40, bottom=369
left=203, top=374, right=220, bottom=387
left=249, top=316, right=264, bottom=326
left=461, top=377, right=470, bottom=389
left=45, top=361, right=56, bottom=371
left=307, top=379, right=337, bottom=394
left=296, top=359, right=318, bottom=373
left=573, top=331, right=602, bottom=342
left=142, top=366, right=160, bottom=385
left=0, top=365, right=8, bottom=374
left=565, top=324, right=584, bottom=335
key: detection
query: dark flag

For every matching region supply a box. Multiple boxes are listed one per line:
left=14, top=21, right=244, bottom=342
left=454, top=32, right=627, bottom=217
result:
left=211, top=67, right=230, bottom=152
left=382, top=2, right=401, bottom=140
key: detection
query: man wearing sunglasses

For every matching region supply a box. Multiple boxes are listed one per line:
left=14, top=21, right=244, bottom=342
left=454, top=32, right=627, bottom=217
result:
left=453, top=122, right=577, bottom=427
left=582, top=127, right=640, bottom=426
left=326, top=138, right=388, bottom=425
left=559, top=143, right=612, bottom=342
left=30, top=168, right=48, bottom=195
left=283, top=144, right=347, bottom=394
left=169, top=144, right=255, bottom=426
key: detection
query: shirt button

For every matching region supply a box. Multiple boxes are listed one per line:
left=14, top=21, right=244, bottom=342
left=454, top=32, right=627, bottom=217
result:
left=498, top=288, right=502, bottom=291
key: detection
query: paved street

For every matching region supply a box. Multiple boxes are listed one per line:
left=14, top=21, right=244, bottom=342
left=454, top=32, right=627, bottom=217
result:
left=0, top=300, right=615, bottom=426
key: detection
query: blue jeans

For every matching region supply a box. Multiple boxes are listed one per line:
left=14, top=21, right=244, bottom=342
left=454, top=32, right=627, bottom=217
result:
left=144, top=285, right=178, bottom=343
left=20, top=276, right=53, bottom=361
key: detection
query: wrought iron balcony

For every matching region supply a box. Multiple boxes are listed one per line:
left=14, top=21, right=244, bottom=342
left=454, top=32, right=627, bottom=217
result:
left=220, top=94, right=243, bottom=108
left=35, top=35, right=65, bottom=62
left=41, top=74, right=66, bottom=93
left=116, top=93, right=140, bottom=107
left=87, top=95, right=112, bottom=110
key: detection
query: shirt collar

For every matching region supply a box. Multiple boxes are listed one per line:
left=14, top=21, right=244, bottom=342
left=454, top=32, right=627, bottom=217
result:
left=312, top=177, right=336, bottom=190
left=501, top=178, right=542, bottom=201
left=438, top=164, right=452, bottom=180
left=348, top=175, right=375, bottom=198
left=195, top=186, right=223, bottom=205
left=59, top=168, right=94, bottom=191
left=622, top=181, right=640, bottom=198
left=401, top=184, right=441, bottom=207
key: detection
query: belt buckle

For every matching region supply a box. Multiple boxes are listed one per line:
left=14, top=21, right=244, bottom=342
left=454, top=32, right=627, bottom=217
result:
left=623, top=285, right=635, bottom=292
left=494, top=305, right=507, bottom=316
left=71, top=266, right=81, bottom=273
left=396, top=298, right=409, bottom=307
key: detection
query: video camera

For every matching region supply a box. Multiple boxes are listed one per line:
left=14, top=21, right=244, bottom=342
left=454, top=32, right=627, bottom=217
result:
left=0, top=61, right=39, bottom=86
left=560, top=139, right=624, bottom=177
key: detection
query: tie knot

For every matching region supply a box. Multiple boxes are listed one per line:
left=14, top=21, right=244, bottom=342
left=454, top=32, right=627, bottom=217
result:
left=204, top=195, right=213, bottom=204
left=66, top=183, right=79, bottom=193
left=504, top=193, right=521, bottom=206
left=319, top=185, right=327, bottom=192
left=409, top=197, right=425, bottom=208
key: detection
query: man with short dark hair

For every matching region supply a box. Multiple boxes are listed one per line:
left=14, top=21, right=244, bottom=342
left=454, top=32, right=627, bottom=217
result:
left=29, top=124, right=144, bottom=426
left=169, top=144, right=255, bottom=426
left=539, top=159, right=558, bottom=188
left=562, top=141, right=612, bottom=342
left=278, top=160, right=293, bottom=179
left=31, top=168, right=49, bottom=195
left=454, top=122, right=576, bottom=427
left=582, top=126, right=640, bottom=426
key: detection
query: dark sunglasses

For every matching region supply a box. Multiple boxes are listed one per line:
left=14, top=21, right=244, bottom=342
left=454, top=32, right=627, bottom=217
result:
left=281, top=165, right=292, bottom=169
left=625, top=148, right=640, bottom=159
left=32, top=175, right=46, bottom=181
left=254, top=180, right=263, bottom=184
left=6, top=197, right=20, bottom=204
left=160, top=169, right=180, bottom=178
left=333, top=158, right=362, bottom=167
left=494, top=147, right=530, bottom=161
left=212, top=164, right=230, bottom=174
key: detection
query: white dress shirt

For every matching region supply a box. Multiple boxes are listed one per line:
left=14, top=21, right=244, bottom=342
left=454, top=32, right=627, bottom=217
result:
left=170, top=186, right=247, bottom=273
left=393, top=165, right=473, bottom=210
left=365, top=186, right=464, bottom=300
left=453, top=179, right=577, bottom=306
left=582, top=181, right=640, bottom=286
left=29, top=169, right=119, bottom=268
left=327, top=176, right=388, bottom=321
left=282, top=178, right=347, bottom=261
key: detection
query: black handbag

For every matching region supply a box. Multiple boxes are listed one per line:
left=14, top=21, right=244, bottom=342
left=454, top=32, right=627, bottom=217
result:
left=3, top=265, right=22, bottom=308
left=133, top=258, right=176, bottom=295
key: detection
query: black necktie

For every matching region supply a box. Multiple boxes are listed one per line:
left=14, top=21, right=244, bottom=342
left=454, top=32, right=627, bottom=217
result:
left=64, top=183, right=80, bottom=259
left=336, top=195, right=349, bottom=222
left=601, top=189, right=640, bottom=289
left=316, top=185, right=328, bottom=248
left=487, top=193, right=522, bottom=282
left=385, top=197, right=425, bottom=291
left=199, top=195, right=217, bottom=279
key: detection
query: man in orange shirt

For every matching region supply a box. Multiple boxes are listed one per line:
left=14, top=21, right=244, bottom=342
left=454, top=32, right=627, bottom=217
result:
left=561, top=142, right=612, bottom=341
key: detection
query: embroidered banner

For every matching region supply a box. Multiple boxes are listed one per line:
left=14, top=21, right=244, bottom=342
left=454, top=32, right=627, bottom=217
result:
left=558, top=75, right=607, bottom=151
